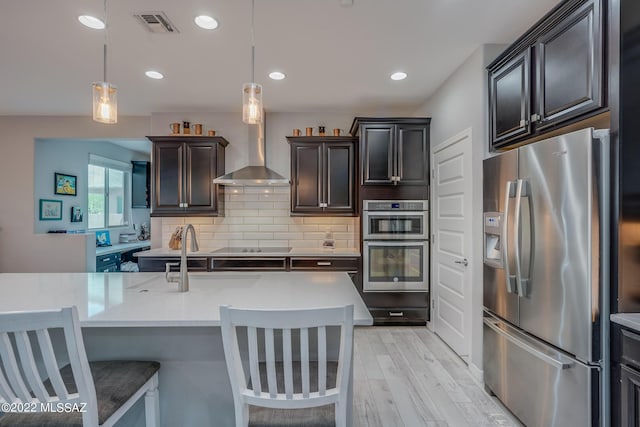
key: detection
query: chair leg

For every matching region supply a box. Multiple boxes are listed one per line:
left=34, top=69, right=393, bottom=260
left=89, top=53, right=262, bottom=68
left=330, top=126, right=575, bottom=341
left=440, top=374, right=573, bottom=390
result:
left=235, top=403, right=249, bottom=427
left=335, top=401, right=347, bottom=427
left=144, top=374, right=160, bottom=427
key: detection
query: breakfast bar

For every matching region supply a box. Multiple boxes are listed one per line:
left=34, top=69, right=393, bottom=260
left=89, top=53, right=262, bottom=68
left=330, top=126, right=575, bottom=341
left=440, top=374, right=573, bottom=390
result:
left=0, top=272, right=372, bottom=427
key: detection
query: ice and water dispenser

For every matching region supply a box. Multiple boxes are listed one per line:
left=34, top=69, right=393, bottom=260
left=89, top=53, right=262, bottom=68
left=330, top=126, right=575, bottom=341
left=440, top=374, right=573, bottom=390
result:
left=483, top=212, right=503, bottom=268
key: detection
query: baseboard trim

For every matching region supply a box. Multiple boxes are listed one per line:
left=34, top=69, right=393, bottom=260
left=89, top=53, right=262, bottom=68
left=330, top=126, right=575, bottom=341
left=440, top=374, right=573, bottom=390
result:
left=469, top=362, right=483, bottom=383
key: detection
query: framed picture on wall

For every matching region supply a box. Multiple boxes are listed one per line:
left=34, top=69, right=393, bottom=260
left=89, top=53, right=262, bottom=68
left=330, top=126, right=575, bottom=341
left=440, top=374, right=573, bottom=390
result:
left=54, top=172, right=77, bottom=196
left=70, top=206, right=83, bottom=223
left=39, top=199, right=62, bottom=220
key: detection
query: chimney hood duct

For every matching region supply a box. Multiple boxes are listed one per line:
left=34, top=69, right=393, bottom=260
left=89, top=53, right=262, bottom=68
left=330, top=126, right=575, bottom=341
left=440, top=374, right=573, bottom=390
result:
left=213, top=119, right=289, bottom=186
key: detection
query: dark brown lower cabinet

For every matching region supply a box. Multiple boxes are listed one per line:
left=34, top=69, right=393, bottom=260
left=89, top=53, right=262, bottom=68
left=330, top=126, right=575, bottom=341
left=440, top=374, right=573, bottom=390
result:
left=137, top=256, right=209, bottom=272
left=622, top=364, right=640, bottom=426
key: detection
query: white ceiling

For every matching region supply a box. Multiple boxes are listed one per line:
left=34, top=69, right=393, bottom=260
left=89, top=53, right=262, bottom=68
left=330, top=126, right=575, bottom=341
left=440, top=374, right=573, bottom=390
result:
left=0, top=0, right=559, bottom=116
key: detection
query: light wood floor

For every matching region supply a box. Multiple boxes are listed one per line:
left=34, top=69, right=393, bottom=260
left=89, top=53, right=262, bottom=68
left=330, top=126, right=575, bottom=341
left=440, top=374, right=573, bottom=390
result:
left=353, top=327, right=523, bottom=427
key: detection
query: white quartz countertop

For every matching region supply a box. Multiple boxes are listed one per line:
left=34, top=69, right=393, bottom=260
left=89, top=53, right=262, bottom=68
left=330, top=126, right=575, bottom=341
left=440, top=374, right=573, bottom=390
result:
left=0, top=272, right=372, bottom=327
left=96, top=241, right=151, bottom=256
left=134, top=248, right=361, bottom=257
left=611, top=313, right=640, bottom=332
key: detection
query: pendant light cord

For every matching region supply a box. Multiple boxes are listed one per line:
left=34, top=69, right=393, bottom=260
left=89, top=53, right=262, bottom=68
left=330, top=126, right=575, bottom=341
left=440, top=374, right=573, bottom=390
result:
left=250, top=0, right=255, bottom=83
left=103, top=0, right=108, bottom=83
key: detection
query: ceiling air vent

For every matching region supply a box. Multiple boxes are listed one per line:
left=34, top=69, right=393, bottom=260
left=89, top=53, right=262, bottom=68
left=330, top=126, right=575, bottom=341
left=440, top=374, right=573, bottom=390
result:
left=133, top=12, right=179, bottom=34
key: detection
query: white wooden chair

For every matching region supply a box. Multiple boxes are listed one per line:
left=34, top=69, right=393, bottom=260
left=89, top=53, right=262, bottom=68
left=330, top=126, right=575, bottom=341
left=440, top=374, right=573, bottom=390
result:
left=220, top=304, right=354, bottom=427
left=0, top=306, right=160, bottom=427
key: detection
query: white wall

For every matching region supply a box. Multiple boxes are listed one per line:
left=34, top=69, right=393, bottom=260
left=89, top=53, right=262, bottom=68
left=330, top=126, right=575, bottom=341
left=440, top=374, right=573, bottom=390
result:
left=0, top=116, right=151, bottom=273
left=34, top=138, right=150, bottom=238
left=413, top=44, right=505, bottom=377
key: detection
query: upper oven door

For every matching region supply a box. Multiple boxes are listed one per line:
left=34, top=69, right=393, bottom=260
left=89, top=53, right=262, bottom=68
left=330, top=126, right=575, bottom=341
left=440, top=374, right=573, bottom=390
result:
left=363, top=211, right=428, bottom=240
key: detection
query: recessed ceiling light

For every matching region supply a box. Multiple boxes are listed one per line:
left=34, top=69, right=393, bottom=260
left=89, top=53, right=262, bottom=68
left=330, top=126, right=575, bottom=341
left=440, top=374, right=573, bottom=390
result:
left=269, top=71, right=286, bottom=80
left=195, top=15, right=219, bottom=30
left=78, top=15, right=105, bottom=30
left=390, top=72, right=407, bottom=81
left=145, top=71, right=164, bottom=80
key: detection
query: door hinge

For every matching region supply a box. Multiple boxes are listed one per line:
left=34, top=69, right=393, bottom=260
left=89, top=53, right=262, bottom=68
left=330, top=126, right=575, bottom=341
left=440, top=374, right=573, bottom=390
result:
left=431, top=169, right=435, bottom=178
left=431, top=299, right=435, bottom=309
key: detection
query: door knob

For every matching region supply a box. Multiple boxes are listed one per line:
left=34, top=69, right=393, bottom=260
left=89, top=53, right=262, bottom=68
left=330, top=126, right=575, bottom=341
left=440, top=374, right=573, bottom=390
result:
left=454, top=258, right=468, bottom=267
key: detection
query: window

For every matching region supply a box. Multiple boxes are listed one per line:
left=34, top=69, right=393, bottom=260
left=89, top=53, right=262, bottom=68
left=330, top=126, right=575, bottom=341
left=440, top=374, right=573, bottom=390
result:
left=88, top=155, right=130, bottom=229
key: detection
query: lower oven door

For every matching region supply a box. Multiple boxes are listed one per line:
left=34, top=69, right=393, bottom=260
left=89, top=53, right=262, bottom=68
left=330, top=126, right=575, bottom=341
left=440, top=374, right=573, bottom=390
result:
left=363, top=241, right=428, bottom=292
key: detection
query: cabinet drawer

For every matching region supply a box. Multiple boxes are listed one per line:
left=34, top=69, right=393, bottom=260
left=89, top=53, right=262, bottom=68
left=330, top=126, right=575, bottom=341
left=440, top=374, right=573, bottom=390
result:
left=369, top=307, right=427, bottom=326
left=137, top=257, right=209, bottom=272
left=622, top=329, right=640, bottom=371
left=211, top=257, right=287, bottom=271
left=290, top=257, right=358, bottom=271
left=96, top=253, right=121, bottom=272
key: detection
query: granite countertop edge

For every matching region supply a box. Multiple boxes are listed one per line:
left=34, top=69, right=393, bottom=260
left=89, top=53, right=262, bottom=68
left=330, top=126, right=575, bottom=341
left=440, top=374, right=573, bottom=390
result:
left=611, top=313, right=640, bottom=332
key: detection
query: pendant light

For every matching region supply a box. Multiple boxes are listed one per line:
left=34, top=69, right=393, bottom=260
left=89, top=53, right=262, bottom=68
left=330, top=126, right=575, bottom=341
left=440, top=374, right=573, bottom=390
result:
left=242, top=0, right=263, bottom=124
left=92, top=0, right=117, bottom=124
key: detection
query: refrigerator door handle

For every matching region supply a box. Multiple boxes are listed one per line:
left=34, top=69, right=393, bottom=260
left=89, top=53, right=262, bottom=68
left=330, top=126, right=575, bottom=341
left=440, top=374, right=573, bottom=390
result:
left=483, top=317, right=574, bottom=370
left=513, top=179, right=529, bottom=298
left=502, top=181, right=516, bottom=294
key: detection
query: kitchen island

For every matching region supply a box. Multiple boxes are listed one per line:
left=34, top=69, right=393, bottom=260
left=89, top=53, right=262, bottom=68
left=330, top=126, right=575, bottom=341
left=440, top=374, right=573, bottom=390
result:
left=0, top=272, right=372, bottom=426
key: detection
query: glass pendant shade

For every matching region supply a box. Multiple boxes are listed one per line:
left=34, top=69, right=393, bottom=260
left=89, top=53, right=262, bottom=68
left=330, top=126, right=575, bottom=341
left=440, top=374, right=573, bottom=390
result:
left=92, top=81, right=117, bottom=124
left=242, top=82, right=263, bottom=124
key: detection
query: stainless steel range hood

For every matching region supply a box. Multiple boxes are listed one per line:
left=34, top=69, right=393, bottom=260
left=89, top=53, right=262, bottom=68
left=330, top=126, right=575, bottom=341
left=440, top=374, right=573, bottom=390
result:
left=213, top=119, right=289, bottom=186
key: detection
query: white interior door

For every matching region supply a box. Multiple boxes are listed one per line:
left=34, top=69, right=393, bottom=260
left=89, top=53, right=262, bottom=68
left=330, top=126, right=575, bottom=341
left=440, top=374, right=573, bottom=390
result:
left=431, top=128, right=473, bottom=359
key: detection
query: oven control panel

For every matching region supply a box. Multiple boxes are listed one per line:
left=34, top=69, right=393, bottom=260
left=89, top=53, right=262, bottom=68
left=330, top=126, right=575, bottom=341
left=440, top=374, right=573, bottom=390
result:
left=363, top=200, right=427, bottom=211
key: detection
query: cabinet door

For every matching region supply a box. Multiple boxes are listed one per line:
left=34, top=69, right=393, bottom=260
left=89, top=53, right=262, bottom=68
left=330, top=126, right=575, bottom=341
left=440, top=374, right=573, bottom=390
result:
left=361, top=124, right=394, bottom=184
left=490, top=49, right=532, bottom=147
left=536, top=0, right=602, bottom=129
left=131, top=161, right=150, bottom=208
left=325, top=142, right=355, bottom=213
left=185, top=142, right=218, bottom=214
left=397, top=124, right=428, bottom=185
left=622, top=364, right=640, bottom=427
left=291, top=143, right=322, bottom=213
left=152, top=142, right=183, bottom=214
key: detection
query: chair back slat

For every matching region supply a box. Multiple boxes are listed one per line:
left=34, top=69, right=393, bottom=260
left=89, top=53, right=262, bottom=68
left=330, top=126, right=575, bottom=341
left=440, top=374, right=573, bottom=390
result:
left=15, top=331, right=50, bottom=402
left=0, top=359, right=17, bottom=402
left=0, top=332, right=32, bottom=402
left=264, top=328, right=277, bottom=398
left=317, top=326, right=327, bottom=396
left=282, top=328, right=293, bottom=399
left=300, top=328, right=310, bottom=398
left=247, top=326, right=261, bottom=396
left=35, top=329, right=69, bottom=400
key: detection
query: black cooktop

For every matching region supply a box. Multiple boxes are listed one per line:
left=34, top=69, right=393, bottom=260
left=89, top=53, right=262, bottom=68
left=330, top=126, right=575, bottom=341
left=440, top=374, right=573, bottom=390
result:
left=212, top=247, right=291, bottom=254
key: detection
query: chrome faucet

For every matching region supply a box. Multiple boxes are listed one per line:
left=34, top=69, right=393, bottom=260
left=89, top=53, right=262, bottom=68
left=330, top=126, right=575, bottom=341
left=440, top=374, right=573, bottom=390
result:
left=165, top=224, right=199, bottom=292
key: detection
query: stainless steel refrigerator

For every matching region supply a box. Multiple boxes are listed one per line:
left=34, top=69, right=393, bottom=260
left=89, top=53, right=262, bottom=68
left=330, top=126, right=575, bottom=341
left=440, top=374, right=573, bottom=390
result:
left=482, top=127, right=610, bottom=427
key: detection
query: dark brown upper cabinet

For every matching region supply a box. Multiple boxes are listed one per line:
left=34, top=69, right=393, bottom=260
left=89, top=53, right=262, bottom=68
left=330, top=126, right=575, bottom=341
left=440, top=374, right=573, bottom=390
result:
left=131, top=161, right=150, bottom=208
left=287, top=136, right=357, bottom=216
left=148, top=136, right=228, bottom=217
left=488, top=0, right=603, bottom=150
left=350, top=118, right=430, bottom=186
left=536, top=0, right=602, bottom=129
left=490, top=50, right=532, bottom=146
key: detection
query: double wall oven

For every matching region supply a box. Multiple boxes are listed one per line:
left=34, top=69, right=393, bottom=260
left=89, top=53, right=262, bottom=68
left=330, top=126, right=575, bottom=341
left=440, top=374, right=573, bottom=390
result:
left=362, top=200, right=429, bottom=324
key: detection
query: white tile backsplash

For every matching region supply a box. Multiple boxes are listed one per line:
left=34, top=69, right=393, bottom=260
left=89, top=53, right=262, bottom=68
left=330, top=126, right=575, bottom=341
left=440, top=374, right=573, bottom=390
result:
left=159, top=186, right=359, bottom=250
